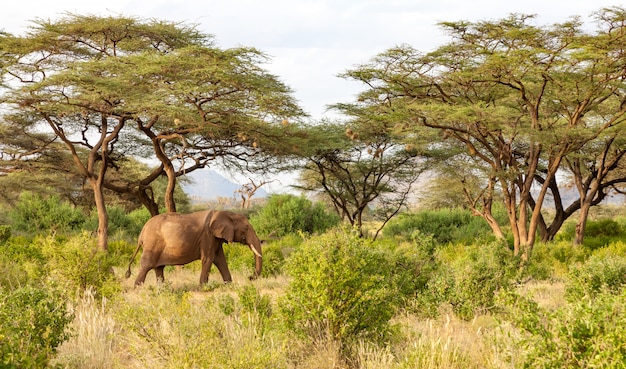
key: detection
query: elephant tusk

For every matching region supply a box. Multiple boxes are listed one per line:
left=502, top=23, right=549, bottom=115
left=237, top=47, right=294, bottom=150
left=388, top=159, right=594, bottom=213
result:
left=249, top=244, right=262, bottom=258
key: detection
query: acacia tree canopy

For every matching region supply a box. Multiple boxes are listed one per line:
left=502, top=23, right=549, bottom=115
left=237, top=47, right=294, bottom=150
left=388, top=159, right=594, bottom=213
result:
left=0, top=14, right=304, bottom=250
left=295, top=118, right=430, bottom=238
left=339, top=8, right=626, bottom=259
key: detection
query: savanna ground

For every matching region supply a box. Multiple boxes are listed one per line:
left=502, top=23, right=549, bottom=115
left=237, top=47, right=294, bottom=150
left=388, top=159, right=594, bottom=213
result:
left=54, top=267, right=566, bottom=369
left=1, top=194, right=626, bottom=368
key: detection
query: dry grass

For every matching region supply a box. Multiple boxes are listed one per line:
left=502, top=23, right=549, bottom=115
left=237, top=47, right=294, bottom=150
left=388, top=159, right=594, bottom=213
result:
left=516, top=280, right=566, bottom=311
left=52, top=289, right=117, bottom=368
left=52, top=269, right=545, bottom=369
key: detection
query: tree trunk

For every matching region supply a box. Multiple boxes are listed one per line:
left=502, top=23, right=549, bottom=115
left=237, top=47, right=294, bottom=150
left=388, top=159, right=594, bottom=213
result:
left=484, top=212, right=505, bottom=240
left=136, top=186, right=160, bottom=216
left=92, top=178, right=109, bottom=251
left=163, top=163, right=177, bottom=213
left=574, top=201, right=592, bottom=245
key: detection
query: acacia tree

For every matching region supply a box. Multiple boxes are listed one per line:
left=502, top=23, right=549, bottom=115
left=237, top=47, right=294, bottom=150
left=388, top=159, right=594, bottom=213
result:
left=339, top=9, right=626, bottom=259
left=0, top=14, right=302, bottom=250
left=297, top=120, right=428, bottom=238
left=235, top=178, right=272, bottom=209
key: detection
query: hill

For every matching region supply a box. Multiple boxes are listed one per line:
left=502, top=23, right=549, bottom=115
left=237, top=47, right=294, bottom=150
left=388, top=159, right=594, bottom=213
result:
left=180, top=169, right=267, bottom=201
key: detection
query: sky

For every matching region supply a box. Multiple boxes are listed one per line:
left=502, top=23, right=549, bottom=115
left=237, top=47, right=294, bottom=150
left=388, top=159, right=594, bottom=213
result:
left=2, top=0, right=625, bottom=192
left=3, top=0, right=625, bottom=120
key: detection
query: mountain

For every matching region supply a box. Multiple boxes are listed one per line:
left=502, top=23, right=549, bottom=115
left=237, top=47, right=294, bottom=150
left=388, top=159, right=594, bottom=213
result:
left=180, top=169, right=267, bottom=201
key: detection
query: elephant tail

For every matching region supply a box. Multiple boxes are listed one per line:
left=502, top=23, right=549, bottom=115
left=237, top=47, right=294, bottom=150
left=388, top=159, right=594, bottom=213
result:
left=125, top=239, right=143, bottom=279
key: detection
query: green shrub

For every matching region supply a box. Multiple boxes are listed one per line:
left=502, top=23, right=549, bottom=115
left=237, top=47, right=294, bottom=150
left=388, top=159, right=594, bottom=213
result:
left=558, top=218, right=625, bottom=250
left=40, top=232, right=120, bottom=298
left=0, top=236, right=47, bottom=287
left=424, top=241, right=517, bottom=320
left=280, top=228, right=397, bottom=345
left=107, top=238, right=137, bottom=267
left=566, top=248, right=626, bottom=301
left=383, top=208, right=496, bottom=245
left=126, top=207, right=151, bottom=236
left=238, top=285, right=272, bottom=320
left=9, top=192, right=86, bottom=233
left=257, top=234, right=304, bottom=278
left=257, top=242, right=285, bottom=277
left=84, top=206, right=151, bottom=237
left=0, top=285, right=74, bottom=368
left=0, top=225, right=10, bottom=244
left=526, top=241, right=588, bottom=280
left=376, top=235, right=438, bottom=311
left=498, top=288, right=626, bottom=368
left=250, top=194, right=340, bottom=237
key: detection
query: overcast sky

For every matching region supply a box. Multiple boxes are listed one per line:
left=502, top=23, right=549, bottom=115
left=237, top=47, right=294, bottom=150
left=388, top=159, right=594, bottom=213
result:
left=3, top=0, right=624, bottom=121
left=2, top=1, right=625, bottom=191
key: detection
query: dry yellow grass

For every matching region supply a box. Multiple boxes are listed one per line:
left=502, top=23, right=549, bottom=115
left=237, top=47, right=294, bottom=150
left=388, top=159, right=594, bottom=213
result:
left=52, top=268, right=554, bottom=369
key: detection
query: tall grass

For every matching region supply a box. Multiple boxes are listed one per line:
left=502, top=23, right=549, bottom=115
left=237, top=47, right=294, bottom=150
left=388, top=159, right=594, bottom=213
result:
left=48, top=267, right=525, bottom=369
left=52, top=289, right=116, bottom=368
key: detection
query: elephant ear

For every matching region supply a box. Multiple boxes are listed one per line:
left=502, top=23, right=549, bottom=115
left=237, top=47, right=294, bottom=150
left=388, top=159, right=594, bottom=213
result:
left=209, top=211, right=234, bottom=242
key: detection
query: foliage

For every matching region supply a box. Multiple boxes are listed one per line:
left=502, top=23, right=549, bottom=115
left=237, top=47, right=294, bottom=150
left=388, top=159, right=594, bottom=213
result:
left=422, top=241, right=518, bottom=320
left=40, top=232, right=120, bottom=298
left=523, top=241, right=589, bottom=281
left=256, top=241, right=286, bottom=277
left=565, top=243, right=626, bottom=301
left=374, top=235, right=439, bottom=313
left=0, top=236, right=46, bottom=287
left=558, top=218, right=626, bottom=250
left=250, top=194, right=340, bottom=237
left=498, top=287, right=626, bottom=369
left=383, top=207, right=498, bottom=245
left=0, top=284, right=74, bottom=368
left=1, top=13, right=304, bottom=248
left=297, top=120, right=429, bottom=237
left=84, top=205, right=151, bottom=238
left=280, top=228, right=398, bottom=345
left=238, top=284, right=273, bottom=334
left=125, top=207, right=152, bottom=237
left=339, top=9, right=626, bottom=257
left=8, top=192, right=86, bottom=234
left=0, top=225, right=10, bottom=244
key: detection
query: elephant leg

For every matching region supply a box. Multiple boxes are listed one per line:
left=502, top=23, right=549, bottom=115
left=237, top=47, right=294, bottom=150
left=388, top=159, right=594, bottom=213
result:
left=155, top=266, right=165, bottom=284
left=134, top=265, right=151, bottom=286
left=213, top=246, right=232, bottom=283
left=200, top=256, right=214, bottom=284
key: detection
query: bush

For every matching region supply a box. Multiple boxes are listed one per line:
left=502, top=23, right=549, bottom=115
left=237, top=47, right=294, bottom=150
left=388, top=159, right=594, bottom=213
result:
left=383, top=208, right=496, bottom=245
left=525, top=241, right=588, bottom=280
left=0, top=225, right=10, bottom=244
left=0, top=285, right=74, bottom=368
left=558, top=218, right=625, bottom=250
left=498, top=288, right=626, bottom=368
left=280, top=228, right=397, bottom=345
left=0, top=236, right=47, bottom=287
left=566, top=246, right=626, bottom=301
left=376, top=235, right=438, bottom=311
left=125, top=207, right=152, bottom=236
left=9, top=192, right=86, bottom=234
left=422, top=241, right=517, bottom=320
left=84, top=206, right=151, bottom=237
left=250, top=194, right=340, bottom=237
left=40, top=232, right=120, bottom=298
left=258, top=234, right=304, bottom=277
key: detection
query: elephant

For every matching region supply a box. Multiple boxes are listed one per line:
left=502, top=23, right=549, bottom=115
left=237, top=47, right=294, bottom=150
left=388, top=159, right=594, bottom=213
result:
left=125, top=210, right=262, bottom=286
